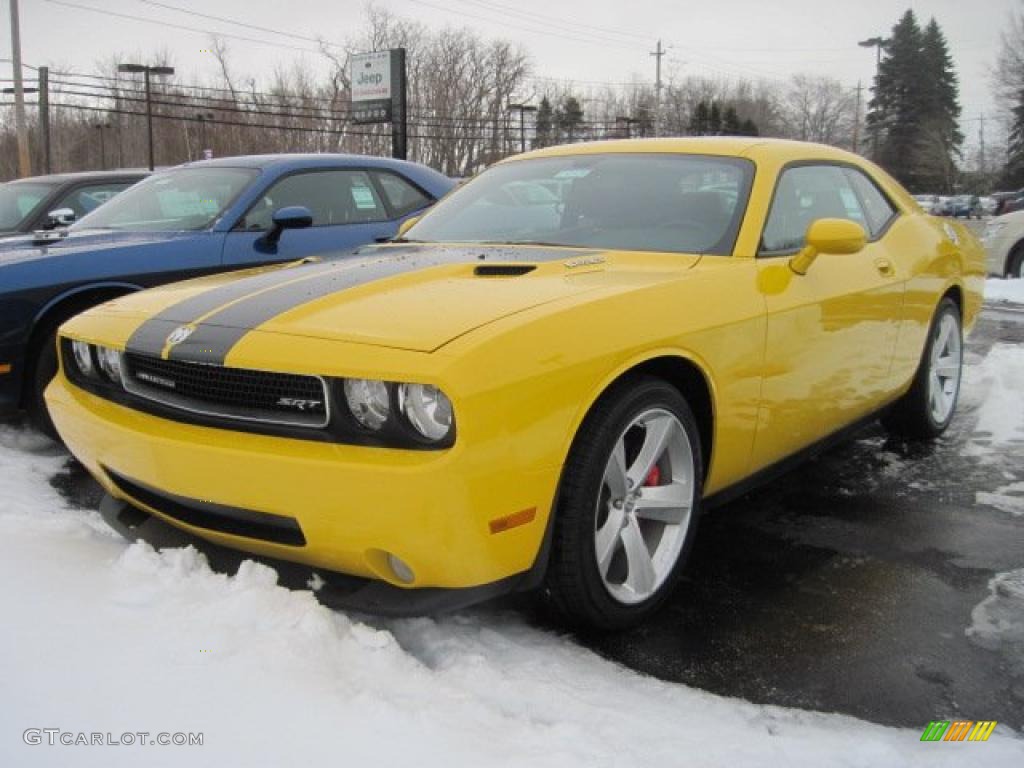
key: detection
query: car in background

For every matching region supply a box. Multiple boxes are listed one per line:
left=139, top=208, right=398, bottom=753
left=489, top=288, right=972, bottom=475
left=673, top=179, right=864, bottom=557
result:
left=0, top=154, right=454, bottom=435
left=949, top=195, right=983, bottom=219
left=991, top=190, right=1024, bottom=216
left=982, top=210, right=1024, bottom=277
left=0, top=170, right=148, bottom=237
left=49, top=138, right=984, bottom=629
left=913, top=194, right=942, bottom=214
left=979, top=196, right=998, bottom=216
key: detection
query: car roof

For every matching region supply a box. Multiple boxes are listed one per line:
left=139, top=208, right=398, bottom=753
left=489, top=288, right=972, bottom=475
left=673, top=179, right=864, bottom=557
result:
left=176, top=153, right=432, bottom=173
left=506, top=137, right=865, bottom=165
left=6, top=169, right=150, bottom=185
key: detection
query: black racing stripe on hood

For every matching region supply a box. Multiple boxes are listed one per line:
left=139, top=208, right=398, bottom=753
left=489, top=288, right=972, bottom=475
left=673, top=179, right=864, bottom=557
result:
left=124, top=259, right=335, bottom=357
left=154, top=244, right=588, bottom=365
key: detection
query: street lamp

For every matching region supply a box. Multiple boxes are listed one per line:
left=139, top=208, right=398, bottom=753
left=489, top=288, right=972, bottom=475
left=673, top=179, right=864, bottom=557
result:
left=507, top=103, right=537, bottom=154
left=117, top=63, right=175, bottom=170
left=94, top=123, right=110, bottom=169
left=858, top=37, right=888, bottom=158
left=195, top=111, right=215, bottom=159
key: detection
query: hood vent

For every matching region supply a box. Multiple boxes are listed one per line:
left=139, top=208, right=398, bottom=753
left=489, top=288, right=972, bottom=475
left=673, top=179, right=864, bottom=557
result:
left=473, top=264, right=536, bottom=277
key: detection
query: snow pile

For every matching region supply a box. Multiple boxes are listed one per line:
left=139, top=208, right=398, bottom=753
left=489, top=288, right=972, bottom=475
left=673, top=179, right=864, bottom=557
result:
left=961, top=344, right=1024, bottom=460
left=1, top=435, right=1022, bottom=765
left=977, top=482, right=1024, bottom=516
left=966, top=569, right=1024, bottom=675
left=985, top=277, right=1024, bottom=305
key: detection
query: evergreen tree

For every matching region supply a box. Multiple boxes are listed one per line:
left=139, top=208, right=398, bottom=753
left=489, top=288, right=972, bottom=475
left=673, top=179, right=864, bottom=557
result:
left=866, top=10, right=962, bottom=192
left=1005, top=89, right=1024, bottom=188
left=709, top=102, right=722, bottom=134
left=689, top=102, right=710, bottom=135
left=533, top=97, right=554, bottom=149
left=723, top=106, right=741, bottom=135
left=557, top=96, right=584, bottom=142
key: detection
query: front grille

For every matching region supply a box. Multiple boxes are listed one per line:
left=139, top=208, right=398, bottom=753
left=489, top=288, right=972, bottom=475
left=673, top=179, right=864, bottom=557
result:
left=122, top=353, right=329, bottom=429
left=105, top=467, right=306, bottom=546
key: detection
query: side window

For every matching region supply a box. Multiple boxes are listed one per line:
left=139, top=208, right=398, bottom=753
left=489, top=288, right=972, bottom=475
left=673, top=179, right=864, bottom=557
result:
left=844, top=168, right=896, bottom=237
left=238, top=170, right=388, bottom=231
left=55, top=182, right=135, bottom=218
left=373, top=171, right=432, bottom=217
left=760, top=165, right=868, bottom=254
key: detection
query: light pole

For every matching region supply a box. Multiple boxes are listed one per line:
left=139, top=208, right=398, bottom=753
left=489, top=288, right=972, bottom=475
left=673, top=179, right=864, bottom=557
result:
left=858, top=36, right=888, bottom=158
left=117, top=63, right=175, bottom=170
left=507, top=103, right=537, bottom=154
left=94, top=123, right=110, bottom=169
left=196, top=111, right=215, bottom=159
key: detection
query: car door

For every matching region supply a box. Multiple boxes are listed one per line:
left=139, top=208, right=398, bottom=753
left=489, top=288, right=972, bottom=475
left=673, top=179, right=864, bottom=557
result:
left=750, top=163, right=905, bottom=471
left=220, top=169, right=402, bottom=268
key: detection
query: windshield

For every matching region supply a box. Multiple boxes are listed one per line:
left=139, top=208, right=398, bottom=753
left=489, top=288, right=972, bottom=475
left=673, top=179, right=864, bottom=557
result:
left=0, top=181, right=56, bottom=230
left=406, top=153, right=754, bottom=255
left=73, top=167, right=258, bottom=232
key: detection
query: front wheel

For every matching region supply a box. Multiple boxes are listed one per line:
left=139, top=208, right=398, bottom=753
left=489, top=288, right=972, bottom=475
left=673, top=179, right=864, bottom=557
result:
left=882, top=297, right=963, bottom=440
left=542, top=377, right=703, bottom=630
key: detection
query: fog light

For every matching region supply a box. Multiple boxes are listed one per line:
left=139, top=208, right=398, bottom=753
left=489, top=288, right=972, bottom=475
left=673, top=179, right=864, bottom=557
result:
left=387, top=553, right=415, bottom=584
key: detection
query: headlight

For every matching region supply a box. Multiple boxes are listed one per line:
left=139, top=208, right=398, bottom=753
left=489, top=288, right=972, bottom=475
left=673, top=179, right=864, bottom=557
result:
left=96, top=346, right=124, bottom=384
left=398, top=383, right=453, bottom=441
left=984, top=221, right=1007, bottom=242
left=344, top=378, right=390, bottom=430
left=71, top=340, right=94, bottom=377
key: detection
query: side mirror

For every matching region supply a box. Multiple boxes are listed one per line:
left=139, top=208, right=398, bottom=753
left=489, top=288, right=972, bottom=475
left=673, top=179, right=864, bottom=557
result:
left=260, top=205, right=313, bottom=248
left=396, top=215, right=421, bottom=239
left=47, top=207, right=76, bottom=229
left=789, top=218, right=867, bottom=275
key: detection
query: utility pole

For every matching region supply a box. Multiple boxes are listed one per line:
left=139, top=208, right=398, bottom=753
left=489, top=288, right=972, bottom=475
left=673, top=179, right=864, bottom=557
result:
left=38, top=66, right=50, bottom=173
left=118, top=63, right=175, bottom=170
left=9, top=0, right=31, bottom=177
left=852, top=81, right=862, bottom=154
left=979, top=114, right=986, bottom=175
left=650, top=39, right=665, bottom=138
left=94, top=123, right=110, bottom=170
left=508, top=103, right=537, bottom=154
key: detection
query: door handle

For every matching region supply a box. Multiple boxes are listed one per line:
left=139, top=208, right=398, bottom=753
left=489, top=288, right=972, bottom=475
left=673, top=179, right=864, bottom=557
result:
left=874, top=258, right=895, bottom=277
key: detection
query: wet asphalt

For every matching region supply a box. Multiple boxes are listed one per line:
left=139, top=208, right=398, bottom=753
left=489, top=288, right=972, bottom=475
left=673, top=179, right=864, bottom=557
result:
left=46, top=304, right=1024, bottom=733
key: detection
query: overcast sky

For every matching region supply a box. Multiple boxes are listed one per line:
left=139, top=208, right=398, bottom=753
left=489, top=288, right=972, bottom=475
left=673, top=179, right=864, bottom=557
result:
left=4, top=0, right=1018, bottom=151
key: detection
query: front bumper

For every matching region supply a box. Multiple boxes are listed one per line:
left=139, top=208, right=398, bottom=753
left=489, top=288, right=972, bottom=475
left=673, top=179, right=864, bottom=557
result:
left=47, top=375, right=559, bottom=593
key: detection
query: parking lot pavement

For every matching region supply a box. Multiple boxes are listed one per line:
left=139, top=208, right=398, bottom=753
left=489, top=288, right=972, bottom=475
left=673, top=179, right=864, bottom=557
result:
left=577, top=305, right=1024, bottom=731
left=48, top=305, right=1023, bottom=732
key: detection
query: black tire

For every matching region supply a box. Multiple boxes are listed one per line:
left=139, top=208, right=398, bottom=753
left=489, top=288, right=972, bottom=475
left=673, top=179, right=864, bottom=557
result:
left=1008, top=244, right=1024, bottom=279
left=542, top=376, right=703, bottom=631
left=882, top=297, right=963, bottom=440
left=25, top=323, right=60, bottom=440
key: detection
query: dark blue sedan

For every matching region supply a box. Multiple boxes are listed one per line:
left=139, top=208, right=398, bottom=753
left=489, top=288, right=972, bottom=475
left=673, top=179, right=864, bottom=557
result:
left=0, top=153, right=454, bottom=434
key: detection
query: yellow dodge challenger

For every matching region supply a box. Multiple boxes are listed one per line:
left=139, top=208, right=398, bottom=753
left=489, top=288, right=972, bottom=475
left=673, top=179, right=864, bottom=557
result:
left=47, top=138, right=985, bottom=629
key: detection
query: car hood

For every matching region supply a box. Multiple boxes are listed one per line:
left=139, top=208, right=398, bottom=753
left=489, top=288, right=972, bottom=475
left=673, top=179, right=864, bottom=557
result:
left=102, top=243, right=701, bottom=361
left=0, top=228, right=203, bottom=264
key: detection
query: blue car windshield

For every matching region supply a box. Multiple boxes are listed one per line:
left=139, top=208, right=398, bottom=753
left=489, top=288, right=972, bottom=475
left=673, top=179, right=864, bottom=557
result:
left=405, top=153, right=754, bottom=256
left=72, top=168, right=258, bottom=232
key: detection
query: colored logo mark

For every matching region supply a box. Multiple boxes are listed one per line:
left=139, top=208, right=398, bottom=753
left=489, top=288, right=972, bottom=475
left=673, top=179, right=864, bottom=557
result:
left=920, top=720, right=997, bottom=742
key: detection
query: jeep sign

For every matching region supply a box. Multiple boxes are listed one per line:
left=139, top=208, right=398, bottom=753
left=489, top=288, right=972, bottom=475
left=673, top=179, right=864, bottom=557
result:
left=350, top=50, right=393, bottom=124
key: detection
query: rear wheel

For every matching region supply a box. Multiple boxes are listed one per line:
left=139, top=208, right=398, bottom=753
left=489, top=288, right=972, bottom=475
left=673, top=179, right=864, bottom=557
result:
left=542, top=376, right=702, bottom=630
left=882, top=297, right=963, bottom=440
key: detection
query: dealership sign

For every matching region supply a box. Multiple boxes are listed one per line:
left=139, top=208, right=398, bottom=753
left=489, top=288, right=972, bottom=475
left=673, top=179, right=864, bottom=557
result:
left=351, top=50, right=394, bottom=124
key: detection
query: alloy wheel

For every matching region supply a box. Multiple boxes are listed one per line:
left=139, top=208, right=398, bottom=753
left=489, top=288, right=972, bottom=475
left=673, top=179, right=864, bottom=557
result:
left=928, top=312, right=962, bottom=425
left=593, top=408, right=695, bottom=605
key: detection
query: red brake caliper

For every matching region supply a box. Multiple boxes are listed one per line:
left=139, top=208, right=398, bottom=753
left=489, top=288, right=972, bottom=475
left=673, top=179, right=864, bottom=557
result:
left=644, top=465, right=661, bottom=487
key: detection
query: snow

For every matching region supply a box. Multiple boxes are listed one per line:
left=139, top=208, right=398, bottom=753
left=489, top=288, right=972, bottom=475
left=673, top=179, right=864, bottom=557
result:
left=977, top=482, right=1024, bottom=516
left=960, top=344, right=1024, bottom=460
left=986, top=277, right=1024, bottom=305
left=967, top=569, right=1024, bottom=674
left=4, top=342, right=1024, bottom=765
